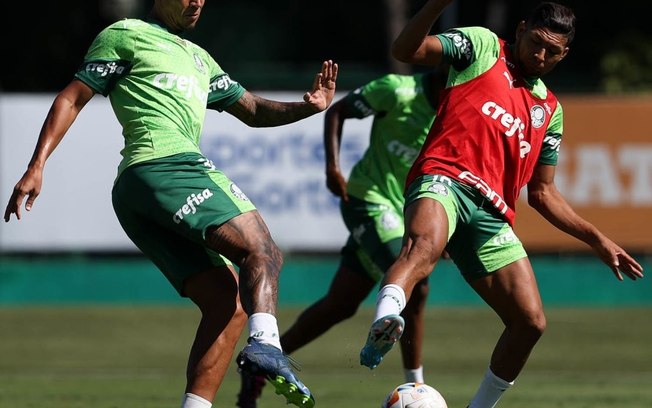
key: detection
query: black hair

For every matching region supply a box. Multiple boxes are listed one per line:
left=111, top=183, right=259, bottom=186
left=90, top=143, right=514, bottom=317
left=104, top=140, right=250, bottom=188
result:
left=526, top=2, right=576, bottom=44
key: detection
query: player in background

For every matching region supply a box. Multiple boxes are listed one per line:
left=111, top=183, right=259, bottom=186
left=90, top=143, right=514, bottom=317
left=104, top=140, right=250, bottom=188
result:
left=236, top=69, right=447, bottom=408
left=359, top=1, right=644, bottom=408
left=3, top=1, right=337, bottom=408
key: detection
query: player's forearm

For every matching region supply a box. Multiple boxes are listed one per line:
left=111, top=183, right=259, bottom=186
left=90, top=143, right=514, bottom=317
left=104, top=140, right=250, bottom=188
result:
left=228, top=92, right=320, bottom=128
left=27, top=93, right=82, bottom=169
left=323, top=104, right=345, bottom=172
left=529, top=189, right=603, bottom=247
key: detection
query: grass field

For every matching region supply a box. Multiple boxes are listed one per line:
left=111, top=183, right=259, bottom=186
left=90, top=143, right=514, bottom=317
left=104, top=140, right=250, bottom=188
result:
left=0, top=306, right=650, bottom=408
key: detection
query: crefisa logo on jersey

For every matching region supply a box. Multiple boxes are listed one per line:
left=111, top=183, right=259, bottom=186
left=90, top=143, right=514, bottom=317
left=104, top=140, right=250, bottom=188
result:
left=530, top=105, right=546, bottom=128
left=85, top=61, right=129, bottom=77
left=352, top=96, right=374, bottom=117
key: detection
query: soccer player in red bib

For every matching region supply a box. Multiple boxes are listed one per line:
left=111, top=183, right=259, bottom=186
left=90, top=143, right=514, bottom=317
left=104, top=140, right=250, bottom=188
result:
left=359, top=1, right=644, bottom=407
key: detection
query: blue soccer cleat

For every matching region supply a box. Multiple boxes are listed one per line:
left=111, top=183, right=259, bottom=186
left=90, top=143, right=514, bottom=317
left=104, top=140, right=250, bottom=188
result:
left=360, top=314, right=405, bottom=369
left=236, top=338, right=315, bottom=408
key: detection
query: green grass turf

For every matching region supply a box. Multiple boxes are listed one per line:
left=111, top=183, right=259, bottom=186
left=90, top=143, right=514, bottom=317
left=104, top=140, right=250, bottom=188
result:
left=0, top=306, right=650, bottom=407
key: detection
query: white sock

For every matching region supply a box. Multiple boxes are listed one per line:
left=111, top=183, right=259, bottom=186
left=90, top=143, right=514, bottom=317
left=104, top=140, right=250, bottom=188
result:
left=180, top=393, right=212, bottom=408
left=249, top=312, right=282, bottom=350
left=404, top=365, right=424, bottom=383
left=373, top=284, right=406, bottom=321
left=467, top=367, right=514, bottom=408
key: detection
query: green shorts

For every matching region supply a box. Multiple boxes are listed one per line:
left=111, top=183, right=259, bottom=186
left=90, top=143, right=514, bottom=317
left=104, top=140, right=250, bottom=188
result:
left=111, top=152, right=256, bottom=295
left=339, top=195, right=404, bottom=282
left=405, top=174, right=527, bottom=282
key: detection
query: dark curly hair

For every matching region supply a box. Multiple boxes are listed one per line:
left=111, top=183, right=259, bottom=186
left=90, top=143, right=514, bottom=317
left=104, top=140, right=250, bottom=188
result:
left=526, top=2, right=576, bottom=44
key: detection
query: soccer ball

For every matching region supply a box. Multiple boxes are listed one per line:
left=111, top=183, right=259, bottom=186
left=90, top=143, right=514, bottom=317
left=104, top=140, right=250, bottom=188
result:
left=381, top=382, right=448, bottom=408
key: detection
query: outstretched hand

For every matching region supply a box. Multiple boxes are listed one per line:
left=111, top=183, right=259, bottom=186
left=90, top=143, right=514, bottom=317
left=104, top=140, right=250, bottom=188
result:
left=303, top=60, right=338, bottom=112
left=4, top=167, right=43, bottom=222
left=593, top=238, right=644, bottom=281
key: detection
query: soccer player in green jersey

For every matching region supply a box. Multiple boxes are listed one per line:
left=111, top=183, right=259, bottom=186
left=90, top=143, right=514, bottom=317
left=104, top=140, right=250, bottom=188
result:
left=3, top=1, right=337, bottom=408
left=359, top=1, right=644, bottom=407
left=236, top=69, right=448, bottom=408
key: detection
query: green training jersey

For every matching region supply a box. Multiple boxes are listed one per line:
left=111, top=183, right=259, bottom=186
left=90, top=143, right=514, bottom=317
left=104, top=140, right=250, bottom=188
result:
left=342, top=73, right=438, bottom=210
left=74, top=19, right=245, bottom=177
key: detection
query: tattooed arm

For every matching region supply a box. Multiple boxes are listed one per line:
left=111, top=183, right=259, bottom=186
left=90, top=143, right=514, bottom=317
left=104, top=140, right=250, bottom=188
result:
left=224, top=60, right=338, bottom=128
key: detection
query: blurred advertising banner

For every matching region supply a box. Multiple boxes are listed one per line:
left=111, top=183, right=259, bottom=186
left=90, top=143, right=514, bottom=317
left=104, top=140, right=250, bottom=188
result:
left=515, top=96, right=652, bottom=252
left=1, top=94, right=650, bottom=253
left=197, top=94, right=371, bottom=251
left=0, top=93, right=364, bottom=252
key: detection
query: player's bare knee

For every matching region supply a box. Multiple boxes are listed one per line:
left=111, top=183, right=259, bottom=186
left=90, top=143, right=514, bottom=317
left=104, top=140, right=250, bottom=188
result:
left=263, top=240, right=283, bottom=270
left=530, top=312, right=547, bottom=337
left=247, top=239, right=283, bottom=274
left=512, top=311, right=546, bottom=340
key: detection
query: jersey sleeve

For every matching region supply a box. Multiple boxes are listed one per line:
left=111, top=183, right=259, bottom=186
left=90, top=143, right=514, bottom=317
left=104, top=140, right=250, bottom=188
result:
left=341, top=74, right=400, bottom=119
left=436, top=26, right=499, bottom=86
left=205, top=54, right=246, bottom=111
left=74, top=21, right=135, bottom=96
left=538, top=103, right=564, bottom=165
